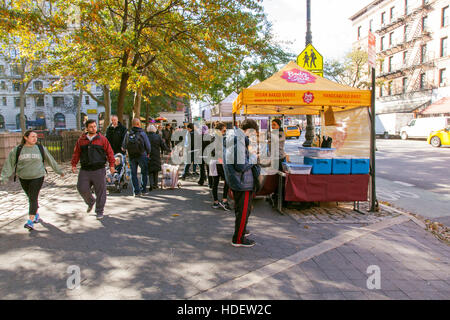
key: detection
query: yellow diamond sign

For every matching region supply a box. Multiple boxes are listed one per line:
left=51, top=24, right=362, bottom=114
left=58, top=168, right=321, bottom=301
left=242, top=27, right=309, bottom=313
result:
left=297, top=44, right=323, bottom=77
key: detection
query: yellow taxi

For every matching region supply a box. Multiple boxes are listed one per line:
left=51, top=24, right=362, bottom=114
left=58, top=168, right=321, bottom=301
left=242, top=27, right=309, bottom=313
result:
left=284, top=125, right=301, bottom=139
left=428, top=126, right=450, bottom=147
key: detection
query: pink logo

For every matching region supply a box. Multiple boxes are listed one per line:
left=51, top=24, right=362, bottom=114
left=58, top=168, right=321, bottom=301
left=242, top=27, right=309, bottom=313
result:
left=303, top=92, right=314, bottom=104
left=281, top=69, right=316, bottom=84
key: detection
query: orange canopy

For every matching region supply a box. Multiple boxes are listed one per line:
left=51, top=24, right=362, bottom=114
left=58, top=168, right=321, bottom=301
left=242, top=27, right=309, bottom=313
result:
left=232, top=61, right=372, bottom=115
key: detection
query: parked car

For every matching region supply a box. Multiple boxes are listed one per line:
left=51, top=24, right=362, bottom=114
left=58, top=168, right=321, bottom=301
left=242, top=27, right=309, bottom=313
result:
left=284, top=126, right=301, bottom=139
left=400, top=117, right=450, bottom=140
left=427, top=126, right=450, bottom=147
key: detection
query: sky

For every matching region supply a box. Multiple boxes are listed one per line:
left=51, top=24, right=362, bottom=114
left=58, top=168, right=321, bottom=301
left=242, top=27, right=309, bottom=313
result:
left=262, top=0, right=373, bottom=60
left=192, top=0, right=373, bottom=116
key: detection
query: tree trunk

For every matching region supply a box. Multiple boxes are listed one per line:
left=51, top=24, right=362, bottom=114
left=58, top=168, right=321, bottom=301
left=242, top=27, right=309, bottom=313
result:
left=132, top=85, right=142, bottom=122
left=103, top=85, right=111, bottom=134
left=117, top=72, right=130, bottom=124
left=77, top=87, right=83, bottom=130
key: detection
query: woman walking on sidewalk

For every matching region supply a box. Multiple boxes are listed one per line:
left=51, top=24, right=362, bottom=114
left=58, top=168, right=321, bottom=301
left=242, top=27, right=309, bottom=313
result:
left=0, top=130, right=64, bottom=231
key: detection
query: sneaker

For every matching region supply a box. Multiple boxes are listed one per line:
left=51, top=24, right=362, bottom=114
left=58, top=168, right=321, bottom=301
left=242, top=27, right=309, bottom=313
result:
left=244, top=230, right=251, bottom=237
left=218, top=201, right=230, bottom=211
left=33, top=213, right=40, bottom=224
left=222, top=201, right=232, bottom=211
left=24, top=220, right=34, bottom=231
left=87, top=202, right=94, bottom=213
left=212, top=203, right=220, bottom=209
left=231, top=238, right=256, bottom=248
left=96, top=214, right=104, bottom=220
left=134, top=193, right=142, bottom=197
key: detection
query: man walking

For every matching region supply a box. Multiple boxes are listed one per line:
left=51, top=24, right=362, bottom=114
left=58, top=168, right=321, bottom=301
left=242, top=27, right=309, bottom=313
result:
left=105, top=115, right=127, bottom=155
left=72, top=119, right=115, bottom=220
left=223, top=119, right=260, bottom=247
left=122, top=118, right=151, bottom=196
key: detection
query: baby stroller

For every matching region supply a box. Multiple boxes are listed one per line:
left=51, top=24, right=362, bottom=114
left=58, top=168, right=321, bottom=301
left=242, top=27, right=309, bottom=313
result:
left=106, top=153, right=130, bottom=193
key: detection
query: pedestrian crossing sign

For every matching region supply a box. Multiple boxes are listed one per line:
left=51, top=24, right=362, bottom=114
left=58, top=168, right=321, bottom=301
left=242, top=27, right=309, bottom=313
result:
left=297, top=44, right=323, bottom=77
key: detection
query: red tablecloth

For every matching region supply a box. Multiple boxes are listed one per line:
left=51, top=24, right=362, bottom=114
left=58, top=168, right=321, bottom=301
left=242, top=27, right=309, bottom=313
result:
left=284, top=174, right=369, bottom=202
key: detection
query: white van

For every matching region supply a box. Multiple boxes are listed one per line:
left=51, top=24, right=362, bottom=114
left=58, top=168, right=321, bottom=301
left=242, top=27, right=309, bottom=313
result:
left=400, top=117, right=450, bottom=140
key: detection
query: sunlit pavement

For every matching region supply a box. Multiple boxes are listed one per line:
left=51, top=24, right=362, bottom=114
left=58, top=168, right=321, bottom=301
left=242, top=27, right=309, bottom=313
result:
left=0, top=164, right=449, bottom=300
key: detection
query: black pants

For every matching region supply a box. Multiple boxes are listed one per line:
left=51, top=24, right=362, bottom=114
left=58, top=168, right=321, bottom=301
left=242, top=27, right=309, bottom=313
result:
left=212, top=164, right=229, bottom=202
left=149, top=171, right=159, bottom=188
left=232, top=190, right=254, bottom=244
left=19, top=177, right=44, bottom=217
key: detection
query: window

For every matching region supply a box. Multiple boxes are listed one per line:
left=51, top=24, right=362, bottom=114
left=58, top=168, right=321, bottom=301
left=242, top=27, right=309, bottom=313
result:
left=53, top=96, right=64, bottom=108
left=443, top=6, right=449, bottom=27
left=11, top=64, right=20, bottom=76
left=381, top=12, right=386, bottom=24
left=54, top=113, right=66, bottom=128
left=85, top=96, right=90, bottom=105
left=420, top=73, right=426, bottom=89
left=441, top=37, right=448, bottom=57
left=0, top=114, right=4, bottom=130
left=389, top=32, right=394, bottom=46
left=390, top=7, right=395, bottom=21
left=421, top=44, right=427, bottom=62
left=422, top=16, right=428, bottom=32
left=35, top=96, right=44, bottom=107
left=380, top=86, right=384, bottom=97
left=357, top=26, right=361, bottom=39
left=402, top=77, right=408, bottom=93
left=404, top=25, right=408, bottom=42
left=403, top=51, right=408, bottom=65
left=440, top=69, right=447, bottom=86
left=33, top=80, right=43, bottom=91
left=1, top=97, right=6, bottom=106
left=0, top=81, right=6, bottom=90
left=96, top=85, right=102, bottom=92
left=14, top=97, right=20, bottom=107
left=405, top=0, right=409, bottom=15
left=381, top=36, right=385, bottom=50
left=0, top=65, right=4, bottom=75
left=13, top=83, right=20, bottom=92
left=380, top=60, right=384, bottom=73
left=388, top=56, right=393, bottom=72
left=388, top=81, right=392, bottom=95
left=369, top=20, right=373, bottom=32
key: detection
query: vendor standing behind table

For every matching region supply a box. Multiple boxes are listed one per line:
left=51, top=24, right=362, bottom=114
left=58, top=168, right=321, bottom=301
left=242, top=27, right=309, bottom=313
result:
left=271, top=119, right=290, bottom=171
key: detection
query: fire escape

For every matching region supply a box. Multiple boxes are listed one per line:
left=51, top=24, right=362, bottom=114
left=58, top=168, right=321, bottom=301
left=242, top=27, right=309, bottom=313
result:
left=376, top=1, right=436, bottom=97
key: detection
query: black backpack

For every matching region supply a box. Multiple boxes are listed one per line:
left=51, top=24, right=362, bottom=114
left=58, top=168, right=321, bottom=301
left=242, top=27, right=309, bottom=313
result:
left=126, top=130, right=145, bottom=158
left=14, top=143, right=47, bottom=182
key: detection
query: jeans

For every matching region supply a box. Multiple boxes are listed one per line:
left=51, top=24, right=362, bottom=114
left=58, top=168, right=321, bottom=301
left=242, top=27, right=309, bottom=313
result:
left=130, top=155, right=149, bottom=194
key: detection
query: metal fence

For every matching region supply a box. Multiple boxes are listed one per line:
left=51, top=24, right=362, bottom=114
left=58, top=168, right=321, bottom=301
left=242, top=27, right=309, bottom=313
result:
left=38, top=135, right=79, bottom=163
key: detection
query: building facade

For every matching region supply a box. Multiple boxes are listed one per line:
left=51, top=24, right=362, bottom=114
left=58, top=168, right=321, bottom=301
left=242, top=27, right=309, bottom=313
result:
left=350, top=0, right=450, bottom=116
left=0, top=58, right=105, bottom=132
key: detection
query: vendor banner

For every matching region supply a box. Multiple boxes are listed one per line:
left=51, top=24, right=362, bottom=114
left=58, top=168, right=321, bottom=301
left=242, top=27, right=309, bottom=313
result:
left=240, top=90, right=371, bottom=108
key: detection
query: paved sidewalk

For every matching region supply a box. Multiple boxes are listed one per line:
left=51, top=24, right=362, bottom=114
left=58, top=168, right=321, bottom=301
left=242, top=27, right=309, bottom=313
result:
left=0, top=168, right=449, bottom=300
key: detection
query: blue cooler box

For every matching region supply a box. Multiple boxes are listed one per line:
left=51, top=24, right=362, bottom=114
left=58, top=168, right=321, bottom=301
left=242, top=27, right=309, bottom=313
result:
left=332, top=158, right=351, bottom=175
left=304, top=157, right=332, bottom=175
left=351, top=159, right=370, bottom=174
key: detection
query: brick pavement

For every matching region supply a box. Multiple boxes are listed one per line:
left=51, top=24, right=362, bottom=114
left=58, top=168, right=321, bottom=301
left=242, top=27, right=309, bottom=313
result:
left=0, top=167, right=448, bottom=300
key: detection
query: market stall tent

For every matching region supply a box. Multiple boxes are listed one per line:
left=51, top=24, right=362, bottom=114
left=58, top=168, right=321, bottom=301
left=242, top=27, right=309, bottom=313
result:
left=232, top=61, right=371, bottom=115
left=232, top=61, right=373, bottom=158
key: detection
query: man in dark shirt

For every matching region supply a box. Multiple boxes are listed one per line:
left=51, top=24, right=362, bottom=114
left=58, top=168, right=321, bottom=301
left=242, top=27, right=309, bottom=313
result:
left=105, top=115, right=127, bottom=155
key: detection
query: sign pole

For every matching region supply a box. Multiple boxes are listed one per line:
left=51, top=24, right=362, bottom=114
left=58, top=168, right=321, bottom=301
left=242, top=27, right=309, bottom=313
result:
left=367, top=31, right=378, bottom=212
left=369, top=67, right=378, bottom=212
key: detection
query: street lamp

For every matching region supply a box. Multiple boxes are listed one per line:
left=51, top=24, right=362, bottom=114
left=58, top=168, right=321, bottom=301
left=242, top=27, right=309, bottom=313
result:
left=303, top=0, right=315, bottom=147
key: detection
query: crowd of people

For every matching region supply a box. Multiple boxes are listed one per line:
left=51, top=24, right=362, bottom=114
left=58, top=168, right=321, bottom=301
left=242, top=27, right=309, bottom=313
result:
left=0, top=116, right=288, bottom=248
